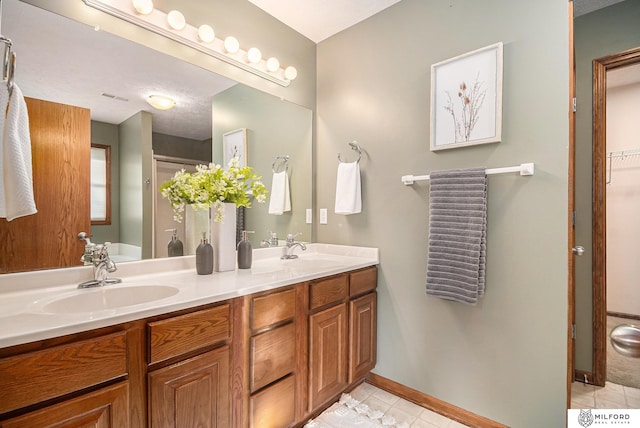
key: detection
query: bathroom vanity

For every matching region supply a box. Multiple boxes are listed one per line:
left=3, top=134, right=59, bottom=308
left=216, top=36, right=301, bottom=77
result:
left=0, top=244, right=378, bottom=427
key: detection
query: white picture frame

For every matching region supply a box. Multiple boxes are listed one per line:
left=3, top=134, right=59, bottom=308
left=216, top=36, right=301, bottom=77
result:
left=430, top=42, right=503, bottom=151
left=223, top=128, right=247, bottom=167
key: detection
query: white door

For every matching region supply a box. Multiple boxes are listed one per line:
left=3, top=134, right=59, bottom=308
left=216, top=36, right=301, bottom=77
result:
left=153, top=160, right=198, bottom=258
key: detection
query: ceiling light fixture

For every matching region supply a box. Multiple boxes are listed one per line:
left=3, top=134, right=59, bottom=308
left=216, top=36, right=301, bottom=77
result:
left=146, top=94, right=176, bottom=110
left=82, top=0, right=297, bottom=87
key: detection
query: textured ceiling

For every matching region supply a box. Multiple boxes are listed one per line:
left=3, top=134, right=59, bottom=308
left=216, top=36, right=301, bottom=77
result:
left=3, top=0, right=236, bottom=141
left=573, top=0, right=626, bottom=16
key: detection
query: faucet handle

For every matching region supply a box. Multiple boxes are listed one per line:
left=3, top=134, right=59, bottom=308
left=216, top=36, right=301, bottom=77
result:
left=286, top=233, right=301, bottom=244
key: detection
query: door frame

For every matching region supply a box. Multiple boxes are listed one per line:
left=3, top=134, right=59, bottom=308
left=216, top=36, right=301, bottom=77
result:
left=567, top=0, right=575, bottom=409
left=591, top=46, right=640, bottom=386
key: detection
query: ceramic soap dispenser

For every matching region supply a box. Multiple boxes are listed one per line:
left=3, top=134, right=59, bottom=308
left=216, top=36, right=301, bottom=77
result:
left=237, top=230, right=255, bottom=269
left=166, top=228, right=184, bottom=257
left=196, top=232, right=213, bottom=275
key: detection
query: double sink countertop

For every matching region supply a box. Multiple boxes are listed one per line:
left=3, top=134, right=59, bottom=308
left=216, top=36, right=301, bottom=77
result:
left=0, top=244, right=379, bottom=349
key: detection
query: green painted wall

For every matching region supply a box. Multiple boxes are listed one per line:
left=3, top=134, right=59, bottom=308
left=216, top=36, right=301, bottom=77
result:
left=212, top=84, right=313, bottom=245
left=90, top=121, right=120, bottom=244
left=316, top=1, right=569, bottom=426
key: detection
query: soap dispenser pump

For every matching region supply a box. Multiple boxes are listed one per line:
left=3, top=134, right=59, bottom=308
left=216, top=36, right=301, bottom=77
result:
left=196, top=232, right=213, bottom=275
left=237, top=230, right=255, bottom=269
left=166, top=228, right=184, bottom=257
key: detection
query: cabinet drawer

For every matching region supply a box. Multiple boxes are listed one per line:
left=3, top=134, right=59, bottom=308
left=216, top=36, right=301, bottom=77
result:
left=148, top=304, right=230, bottom=364
left=251, top=323, right=296, bottom=392
left=309, top=275, right=348, bottom=310
left=251, top=288, right=295, bottom=331
left=349, top=266, right=377, bottom=297
left=250, top=375, right=295, bottom=428
left=0, top=331, right=127, bottom=414
left=1, top=382, right=129, bottom=427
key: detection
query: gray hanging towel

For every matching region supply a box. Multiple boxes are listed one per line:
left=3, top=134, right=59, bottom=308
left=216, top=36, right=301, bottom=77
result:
left=426, top=167, right=487, bottom=304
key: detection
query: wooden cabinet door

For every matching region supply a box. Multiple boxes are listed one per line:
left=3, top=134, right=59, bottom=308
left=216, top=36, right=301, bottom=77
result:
left=148, top=346, right=230, bottom=428
left=308, top=303, right=348, bottom=411
left=0, top=98, right=90, bottom=273
left=349, top=292, right=377, bottom=383
left=0, top=382, right=129, bottom=428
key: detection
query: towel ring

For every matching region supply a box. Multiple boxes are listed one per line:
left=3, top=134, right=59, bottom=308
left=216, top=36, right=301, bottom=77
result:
left=1, top=36, right=13, bottom=88
left=272, top=155, right=289, bottom=173
left=7, top=52, right=15, bottom=97
left=338, top=140, right=362, bottom=163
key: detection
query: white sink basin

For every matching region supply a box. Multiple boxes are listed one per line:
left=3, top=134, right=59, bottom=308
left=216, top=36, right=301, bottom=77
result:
left=40, top=285, right=180, bottom=314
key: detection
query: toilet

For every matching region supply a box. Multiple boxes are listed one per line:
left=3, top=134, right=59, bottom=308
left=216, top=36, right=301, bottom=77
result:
left=610, top=324, right=640, bottom=358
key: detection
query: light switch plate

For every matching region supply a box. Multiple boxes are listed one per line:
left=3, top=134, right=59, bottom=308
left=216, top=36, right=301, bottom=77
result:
left=306, top=208, right=312, bottom=224
left=320, top=208, right=328, bottom=224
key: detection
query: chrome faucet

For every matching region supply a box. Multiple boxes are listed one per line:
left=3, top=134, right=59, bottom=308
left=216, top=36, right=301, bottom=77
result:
left=77, top=232, right=122, bottom=288
left=281, top=233, right=307, bottom=260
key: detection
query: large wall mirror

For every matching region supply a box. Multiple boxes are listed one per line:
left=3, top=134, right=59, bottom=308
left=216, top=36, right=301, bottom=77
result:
left=0, top=0, right=312, bottom=273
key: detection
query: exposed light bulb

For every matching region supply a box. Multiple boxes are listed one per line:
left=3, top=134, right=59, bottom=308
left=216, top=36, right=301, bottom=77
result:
left=265, top=57, right=280, bottom=73
left=147, top=95, right=176, bottom=110
left=267, top=56, right=280, bottom=73
left=223, top=36, right=240, bottom=54
left=197, top=24, right=215, bottom=43
left=167, top=10, right=186, bottom=31
left=132, top=0, right=153, bottom=15
left=284, top=66, right=298, bottom=81
left=247, top=47, right=262, bottom=64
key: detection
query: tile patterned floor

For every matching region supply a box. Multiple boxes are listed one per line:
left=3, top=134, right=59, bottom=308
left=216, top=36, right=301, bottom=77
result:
left=312, top=380, right=640, bottom=428
left=571, top=381, right=640, bottom=409
left=345, top=383, right=469, bottom=428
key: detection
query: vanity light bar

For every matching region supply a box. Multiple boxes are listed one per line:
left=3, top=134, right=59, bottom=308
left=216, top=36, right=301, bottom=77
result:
left=83, top=0, right=295, bottom=87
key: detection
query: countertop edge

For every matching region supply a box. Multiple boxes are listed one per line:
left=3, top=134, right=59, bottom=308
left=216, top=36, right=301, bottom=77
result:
left=0, top=254, right=378, bottom=349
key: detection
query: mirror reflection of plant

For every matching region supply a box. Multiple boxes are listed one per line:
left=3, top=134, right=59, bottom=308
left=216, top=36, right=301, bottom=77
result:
left=444, top=73, right=486, bottom=142
left=160, top=157, right=268, bottom=223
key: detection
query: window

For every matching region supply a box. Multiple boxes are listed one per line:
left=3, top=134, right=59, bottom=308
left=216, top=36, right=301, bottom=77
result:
left=91, top=144, right=111, bottom=225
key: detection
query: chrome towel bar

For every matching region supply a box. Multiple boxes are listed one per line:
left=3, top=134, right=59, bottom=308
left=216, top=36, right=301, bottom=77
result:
left=401, top=162, right=534, bottom=185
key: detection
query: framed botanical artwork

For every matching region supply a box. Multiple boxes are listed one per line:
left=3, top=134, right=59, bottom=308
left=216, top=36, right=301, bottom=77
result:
left=223, top=128, right=247, bottom=167
left=430, top=42, right=503, bottom=151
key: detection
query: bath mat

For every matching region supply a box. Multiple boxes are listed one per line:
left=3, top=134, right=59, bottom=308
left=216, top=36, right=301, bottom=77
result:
left=304, top=393, right=409, bottom=428
left=607, top=316, right=640, bottom=389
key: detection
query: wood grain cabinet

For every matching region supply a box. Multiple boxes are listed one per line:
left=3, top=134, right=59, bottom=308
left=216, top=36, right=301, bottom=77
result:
left=0, top=266, right=377, bottom=428
left=247, top=288, right=298, bottom=428
left=148, top=346, right=230, bottom=428
left=147, top=303, right=232, bottom=428
left=0, top=330, right=131, bottom=427
left=0, top=382, right=129, bottom=428
left=348, top=266, right=378, bottom=384
left=308, top=266, right=378, bottom=413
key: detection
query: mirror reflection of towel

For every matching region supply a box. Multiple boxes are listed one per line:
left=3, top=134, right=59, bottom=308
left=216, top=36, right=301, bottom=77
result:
left=268, top=171, right=291, bottom=215
left=0, top=84, right=37, bottom=221
left=334, top=161, right=361, bottom=215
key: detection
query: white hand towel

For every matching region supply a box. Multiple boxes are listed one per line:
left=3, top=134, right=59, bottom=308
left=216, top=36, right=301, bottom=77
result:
left=334, top=161, right=361, bottom=215
left=268, top=170, right=291, bottom=215
left=0, top=84, right=37, bottom=221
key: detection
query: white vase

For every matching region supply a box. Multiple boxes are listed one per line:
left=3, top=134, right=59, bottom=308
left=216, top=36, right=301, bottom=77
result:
left=211, top=203, right=237, bottom=272
left=184, top=205, right=210, bottom=255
